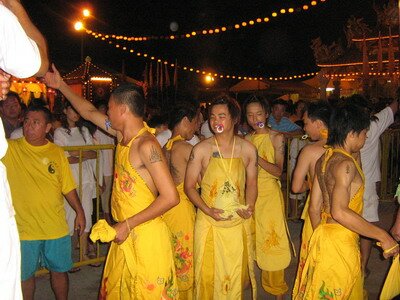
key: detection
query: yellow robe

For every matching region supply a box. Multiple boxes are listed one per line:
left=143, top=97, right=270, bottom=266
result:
left=249, top=133, right=291, bottom=271
left=99, top=128, right=178, bottom=300
left=294, top=148, right=364, bottom=300
left=163, top=135, right=196, bottom=299
left=194, top=154, right=256, bottom=300
left=292, top=177, right=313, bottom=297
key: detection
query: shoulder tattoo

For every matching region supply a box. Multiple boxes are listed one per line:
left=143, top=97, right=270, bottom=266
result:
left=212, top=151, right=220, bottom=158
left=149, top=145, right=162, bottom=163
left=255, top=149, right=258, bottom=167
left=345, top=164, right=350, bottom=174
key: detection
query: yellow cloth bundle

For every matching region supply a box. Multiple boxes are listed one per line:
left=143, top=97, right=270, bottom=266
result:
left=90, top=219, right=116, bottom=243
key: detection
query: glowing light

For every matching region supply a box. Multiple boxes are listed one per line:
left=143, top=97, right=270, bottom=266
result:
left=91, top=77, right=112, bottom=82
left=311, top=1, right=317, bottom=6
left=272, top=12, right=278, bottom=17
left=288, top=8, right=294, bottom=13
left=74, top=21, right=84, bottom=31
left=264, top=17, right=270, bottom=22
left=280, top=9, right=286, bottom=14
left=303, top=5, right=309, bottom=10
left=82, top=9, right=91, bottom=17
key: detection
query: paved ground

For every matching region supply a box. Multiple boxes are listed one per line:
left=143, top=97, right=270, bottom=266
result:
left=35, top=201, right=398, bottom=299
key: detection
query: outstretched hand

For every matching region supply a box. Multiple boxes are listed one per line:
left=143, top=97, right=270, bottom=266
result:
left=44, top=64, right=62, bottom=89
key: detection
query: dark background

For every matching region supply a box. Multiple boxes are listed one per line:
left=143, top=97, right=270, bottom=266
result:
left=23, top=0, right=384, bottom=87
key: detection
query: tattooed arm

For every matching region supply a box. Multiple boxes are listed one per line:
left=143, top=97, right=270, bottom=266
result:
left=330, top=158, right=398, bottom=258
left=257, top=131, right=284, bottom=177
left=114, top=138, right=179, bottom=243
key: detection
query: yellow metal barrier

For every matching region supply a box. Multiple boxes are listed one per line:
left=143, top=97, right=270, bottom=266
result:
left=285, top=135, right=309, bottom=220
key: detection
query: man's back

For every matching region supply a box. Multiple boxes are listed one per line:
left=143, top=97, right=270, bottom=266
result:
left=317, top=150, right=364, bottom=222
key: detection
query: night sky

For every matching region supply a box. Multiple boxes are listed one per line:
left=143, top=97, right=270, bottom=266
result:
left=23, top=0, right=385, bottom=85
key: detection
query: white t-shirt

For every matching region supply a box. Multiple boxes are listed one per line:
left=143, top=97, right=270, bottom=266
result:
left=54, top=127, right=96, bottom=185
left=360, top=106, right=394, bottom=184
left=0, top=5, right=40, bottom=78
left=201, top=120, right=214, bottom=138
left=10, top=127, right=23, bottom=140
left=0, top=5, right=42, bottom=300
left=93, top=129, right=115, bottom=177
left=188, top=134, right=200, bottom=146
left=156, top=129, right=172, bottom=148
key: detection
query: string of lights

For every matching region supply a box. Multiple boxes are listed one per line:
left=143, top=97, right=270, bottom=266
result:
left=84, top=0, right=327, bottom=42
left=327, top=71, right=400, bottom=78
left=88, top=33, right=319, bottom=81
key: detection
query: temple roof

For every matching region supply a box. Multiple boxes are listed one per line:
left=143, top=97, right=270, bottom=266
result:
left=63, top=57, right=115, bottom=82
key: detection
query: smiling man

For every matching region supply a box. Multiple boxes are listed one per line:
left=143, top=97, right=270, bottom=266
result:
left=184, top=95, right=258, bottom=299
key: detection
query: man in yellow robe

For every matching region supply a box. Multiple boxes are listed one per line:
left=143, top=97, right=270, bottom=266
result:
left=291, top=101, right=331, bottom=297
left=162, top=102, right=199, bottom=299
left=45, top=68, right=180, bottom=299
left=185, top=95, right=258, bottom=300
left=244, top=97, right=291, bottom=300
left=295, top=103, right=398, bottom=299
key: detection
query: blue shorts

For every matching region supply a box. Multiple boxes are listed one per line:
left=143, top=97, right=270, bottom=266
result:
left=20, top=235, right=73, bottom=281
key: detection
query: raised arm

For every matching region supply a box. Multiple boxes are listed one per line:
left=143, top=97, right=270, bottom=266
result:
left=2, top=0, right=49, bottom=76
left=45, top=65, right=117, bottom=137
left=114, top=138, right=179, bottom=243
left=331, top=160, right=398, bottom=258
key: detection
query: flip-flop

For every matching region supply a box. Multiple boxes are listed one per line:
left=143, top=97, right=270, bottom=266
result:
left=89, top=263, right=102, bottom=267
left=68, top=267, right=81, bottom=273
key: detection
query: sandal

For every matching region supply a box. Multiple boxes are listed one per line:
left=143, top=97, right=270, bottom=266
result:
left=68, top=267, right=81, bottom=273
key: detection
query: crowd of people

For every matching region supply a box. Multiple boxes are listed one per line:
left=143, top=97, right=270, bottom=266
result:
left=1, top=1, right=400, bottom=300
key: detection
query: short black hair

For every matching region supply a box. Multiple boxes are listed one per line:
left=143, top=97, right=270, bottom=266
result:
left=306, top=100, right=331, bottom=128
left=25, top=105, right=52, bottom=124
left=168, top=102, right=197, bottom=130
left=0, top=91, right=22, bottom=107
left=243, top=95, right=270, bottom=114
left=209, top=94, right=241, bottom=126
left=147, top=114, right=168, bottom=128
left=111, top=84, right=145, bottom=117
left=327, top=103, right=370, bottom=147
left=271, top=99, right=287, bottom=109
